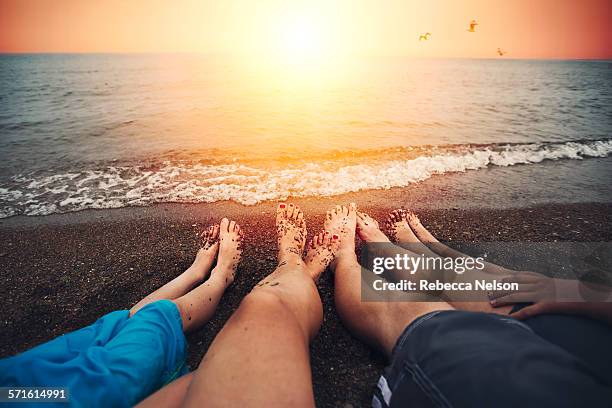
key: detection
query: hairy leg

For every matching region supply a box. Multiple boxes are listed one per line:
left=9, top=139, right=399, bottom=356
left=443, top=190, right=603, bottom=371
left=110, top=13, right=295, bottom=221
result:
left=130, top=225, right=220, bottom=315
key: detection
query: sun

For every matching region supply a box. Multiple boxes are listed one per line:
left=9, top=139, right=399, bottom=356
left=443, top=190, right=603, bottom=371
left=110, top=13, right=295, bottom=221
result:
left=282, top=19, right=322, bottom=57
left=240, top=8, right=351, bottom=85
left=275, top=16, right=330, bottom=64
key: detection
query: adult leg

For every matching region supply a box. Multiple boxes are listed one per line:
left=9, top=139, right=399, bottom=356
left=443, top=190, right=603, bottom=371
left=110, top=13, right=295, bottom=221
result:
left=404, top=210, right=512, bottom=275
left=130, top=225, right=220, bottom=315
left=180, top=203, right=338, bottom=407
left=137, top=373, right=193, bottom=408
left=384, top=210, right=440, bottom=259
left=356, top=211, right=513, bottom=315
left=332, top=205, right=454, bottom=356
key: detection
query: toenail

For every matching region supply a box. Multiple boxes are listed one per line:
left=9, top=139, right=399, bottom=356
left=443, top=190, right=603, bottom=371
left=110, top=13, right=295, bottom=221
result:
left=280, top=204, right=286, bottom=208
left=333, top=234, right=339, bottom=240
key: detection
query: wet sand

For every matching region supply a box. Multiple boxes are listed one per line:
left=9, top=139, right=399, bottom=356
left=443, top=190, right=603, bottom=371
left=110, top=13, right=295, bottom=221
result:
left=1, top=194, right=611, bottom=407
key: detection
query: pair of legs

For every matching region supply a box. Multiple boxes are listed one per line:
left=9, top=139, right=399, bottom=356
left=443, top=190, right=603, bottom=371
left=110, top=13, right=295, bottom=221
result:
left=333, top=208, right=515, bottom=357
left=131, top=217, right=242, bottom=332
left=139, top=203, right=341, bottom=407
left=0, top=217, right=243, bottom=408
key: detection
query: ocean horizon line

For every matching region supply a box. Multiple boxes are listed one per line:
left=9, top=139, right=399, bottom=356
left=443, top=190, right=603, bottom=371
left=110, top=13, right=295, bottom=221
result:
left=0, top=52, right=610, bottom=62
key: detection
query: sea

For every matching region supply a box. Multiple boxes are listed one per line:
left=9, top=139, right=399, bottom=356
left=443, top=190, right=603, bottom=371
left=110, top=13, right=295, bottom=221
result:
left=0, top=54, right=611, bottom=218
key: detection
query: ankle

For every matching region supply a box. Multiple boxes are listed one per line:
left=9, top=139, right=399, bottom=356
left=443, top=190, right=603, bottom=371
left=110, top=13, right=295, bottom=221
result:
left=185, top=265, right=208, bottom=282
left=209, top=266, right=235, bottom=287
left=365, top=230, right=390, bottom=243
left=331, top=250, right=358, bottom=270
left=277, top=250, right=303, bottom=265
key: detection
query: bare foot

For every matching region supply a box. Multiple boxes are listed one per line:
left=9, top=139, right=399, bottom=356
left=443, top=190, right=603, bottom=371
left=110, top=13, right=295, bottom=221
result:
left=304, top=230, right=341, bottom=281
left=276, top=203, right=306, bottom=264
left=190, top=224, right=220, bottom=280
left=405, top=212, right=438, bottom=243
left=385, top=209, right=421, bottom=243
left=211, top=218, right=243, bottom=286
left=356, top=212, right=389, bottom=243
left=324, top=203, right=357, bottom=257
left=405, top=211, right=512, bottom=276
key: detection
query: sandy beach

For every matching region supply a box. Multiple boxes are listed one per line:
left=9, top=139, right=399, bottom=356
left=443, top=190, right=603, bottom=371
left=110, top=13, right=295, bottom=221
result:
left=1, top=183, right=611, bottom=407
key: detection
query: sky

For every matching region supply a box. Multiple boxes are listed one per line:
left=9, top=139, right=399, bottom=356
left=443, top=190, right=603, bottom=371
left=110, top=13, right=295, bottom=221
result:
left=0, top=0, right=611, bottom=59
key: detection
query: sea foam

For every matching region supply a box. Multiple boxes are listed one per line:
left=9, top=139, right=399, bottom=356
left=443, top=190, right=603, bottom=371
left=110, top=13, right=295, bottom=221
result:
left=1, top=139, right=610, bottom=218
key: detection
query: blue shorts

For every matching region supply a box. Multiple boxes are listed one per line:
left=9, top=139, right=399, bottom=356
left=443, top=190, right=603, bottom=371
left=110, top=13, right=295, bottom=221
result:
left=0, top=300, right=188, bottom=407
left=373, top=310, right=612, bottom=408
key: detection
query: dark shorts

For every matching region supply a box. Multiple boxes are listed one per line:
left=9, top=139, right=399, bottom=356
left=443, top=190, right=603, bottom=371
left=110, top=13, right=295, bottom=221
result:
left=373, top=310, right=612, bottom=408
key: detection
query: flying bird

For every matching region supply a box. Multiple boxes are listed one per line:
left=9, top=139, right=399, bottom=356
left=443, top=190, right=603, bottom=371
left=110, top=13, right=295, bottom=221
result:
left=497, top=48, right=507, bottom=56
left=467, top=20, right=478, bottom=32
left=419, top=32, right=432, bottom=41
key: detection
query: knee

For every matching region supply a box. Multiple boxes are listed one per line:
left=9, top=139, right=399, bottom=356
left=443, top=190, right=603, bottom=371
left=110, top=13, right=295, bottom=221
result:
left=240, top=288, right=323, bottom=341
left=239, top=290, right=288, bottom=315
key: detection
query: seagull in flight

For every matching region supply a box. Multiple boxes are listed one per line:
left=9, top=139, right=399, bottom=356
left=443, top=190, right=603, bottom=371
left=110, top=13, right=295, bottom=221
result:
left=497, top=48, right=507, bottom=56
left=467, top=20, right=478, bottom=32
left=419, top=32, right=432, bottom=41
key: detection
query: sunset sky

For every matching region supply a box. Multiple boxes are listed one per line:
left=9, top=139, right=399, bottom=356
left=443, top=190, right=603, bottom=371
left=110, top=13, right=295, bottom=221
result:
left=1, top=0, right=611, bottom=59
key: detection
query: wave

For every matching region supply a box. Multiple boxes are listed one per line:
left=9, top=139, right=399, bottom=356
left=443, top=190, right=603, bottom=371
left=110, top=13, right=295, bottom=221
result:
left=1, top=138, right=611, bottom=218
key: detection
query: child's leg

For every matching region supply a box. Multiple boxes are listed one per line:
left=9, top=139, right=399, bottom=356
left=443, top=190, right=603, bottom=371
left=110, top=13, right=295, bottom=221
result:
left=172, top=218, right=243, bottom=333
left=130, top=225, right=220, bottom=315
left=105, top=219, right=242, bottom=405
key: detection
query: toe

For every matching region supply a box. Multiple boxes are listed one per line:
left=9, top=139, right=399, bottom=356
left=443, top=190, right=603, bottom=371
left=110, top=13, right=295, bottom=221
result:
left=287, top=203, right=295, bottom=218
left=341, top=205, right=349, bottom=216
left=276, top=203, right=287, bottom=219
left=229, top=220, right=236, bottom=232
left=335, top=205, right=342, bottom=215
left=349, top=202, right=357, bottom=214
left=220, top=217, right=230, bottom=233
left=326, top=211, right=332, bottom=221
left=212, top=224, right=220, bottom=239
